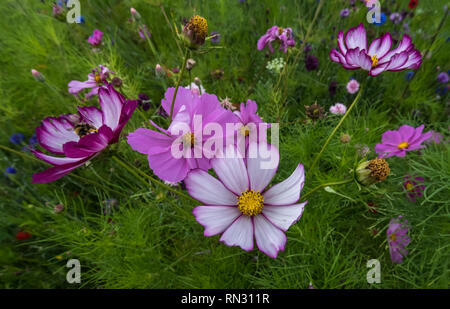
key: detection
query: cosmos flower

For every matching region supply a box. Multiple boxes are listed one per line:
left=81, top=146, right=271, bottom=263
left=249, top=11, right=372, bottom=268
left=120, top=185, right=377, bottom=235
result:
left=127, top=87, right=238, bottom=183
left=356, top=158, right=390, bottom=186
left=403, top=175, right=425, bottom=202
left=68, top=65, right=113, bottom=99
left=374, top=124, right=432, bottom=158
left=329, top=103, right=347, bottom=115
left=387, top=216, right=410, bottom=264
left=185, top=143, right=307, bottom=258
left=88, top=29, right=104, bottom=46
left=233, top=100, right=267, bottom=147
left=31, top=69, right=45, bottom=82
left=437, top=72, right=449, bottom=84
left=257, top=26, right=295, bottom=53
left=346, top=79, right=360, bottom=94
left=31, top=84, right=137, bottom=183
left=186, top=82, right=205, bottom=96
left=305, top=103, right=326, bottom=120
left=330, top=24, right=422, bottom=76
left=425, top=130, right=444, bottom=144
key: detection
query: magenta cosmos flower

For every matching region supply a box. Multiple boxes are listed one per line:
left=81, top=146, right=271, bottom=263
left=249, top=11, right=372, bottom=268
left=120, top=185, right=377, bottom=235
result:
left=387, top=216, right=410, bottom=264
left=403, top=175, right=425, bottom=202
left=233, top=100, right=267, bottom=147
left=88, top=29, right=103, bottom=46
left=32, top=84, right=137, bottom=183
left=185, top=143, right=307, bottom=258
left=68, top=65, right=113, bottom=99
left=375, top=124, right=432, bottom=158
left=257, top=26, right=295, bottom=53
left=127, top=87, right=238, bottom=183
left=330, top=23, right=422, bottom=76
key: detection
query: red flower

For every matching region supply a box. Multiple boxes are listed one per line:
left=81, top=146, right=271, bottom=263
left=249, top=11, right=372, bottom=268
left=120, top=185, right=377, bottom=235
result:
left=409, top=0, right=418, bottom=9
left=16, top=231, right=32, bottom=241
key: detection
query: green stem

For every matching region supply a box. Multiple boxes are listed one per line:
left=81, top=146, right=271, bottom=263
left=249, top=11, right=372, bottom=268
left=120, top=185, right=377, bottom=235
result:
left=112, top=156, right=196, bottom=203
left=307, top=87, right=363, bottom=178
left=301, top=179, right=353, bottom=201
left=169, top=48, right=190, bottom=120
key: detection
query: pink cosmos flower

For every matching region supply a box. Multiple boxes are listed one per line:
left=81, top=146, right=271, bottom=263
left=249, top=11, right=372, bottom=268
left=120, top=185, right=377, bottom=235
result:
left=403, top=175, right=425, bottom=202
left=387, top=216, right=410, bottom=264
left=32, top=84, right=137, bottom=183
left=233, top=100, right=268, bottom=147
left=346, top=79, right=360, bottom=94
left=329, top=103, right=347, bottom=115
left=257, top=26, right=295, bottom=53
left=127, top=87, right=239, bottom=183
left=330, top=24, right=422, bottom=76
left=68, top=65, right=113, bottom=99
left=88, top=29, right=104, bottom=46
left=185, top=143, right=307, bottom=258
left=425, top=130, right=444, bottom=144
left=374, top=124, right=432, bottom=158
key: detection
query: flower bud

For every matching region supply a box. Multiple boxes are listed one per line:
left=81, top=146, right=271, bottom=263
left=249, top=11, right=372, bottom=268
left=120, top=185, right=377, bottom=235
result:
left=31, top=69, right=45, bottom=82
left=182, top=15, right=208, bottom=48
left=186, top=58, right=196, bottom=71
left=54, top=204, right=65, bottom=213
left=111, top=77, right=122, bottom=88
left=130, top=8, right=141, bottom=21
left=155, top=64, right=165, bottom=78
left=356, top=158, right=390, bottom=186
left=194, top=77, right=201, bottom=86
left=340, top=133, right=351, bottom=143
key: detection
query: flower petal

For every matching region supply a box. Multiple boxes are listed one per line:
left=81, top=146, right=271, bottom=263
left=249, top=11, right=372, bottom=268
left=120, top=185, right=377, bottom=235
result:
left=262, top=202, right=307, bottom=231
left=211, top=146, right=249, bottom=195
left=368, top=33, right=392, bottom=59
left=263, top=164, right=305, bottom=206
left=99, top=85, right=124, bottom=132
left=36, top=115, right=80, bottom=154
left=193, top=206, right=241, bottom=236
left=254, top=214, right=286, bottom=258
left=247, top=142, right=279, bottom=192
left=77, top=106, right=103, bottom=129
left=344, top=23, right=367, bottom=51
left=32, top=155, right=96, bottom=184
left=219, top=215, right=254, bottom=251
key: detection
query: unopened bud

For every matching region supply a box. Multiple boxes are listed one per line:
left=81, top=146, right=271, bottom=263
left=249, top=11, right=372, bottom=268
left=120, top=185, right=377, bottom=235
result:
left=111, top=77, right=122, bottom=88
left=130, top=8, right=141, bottom=21
left=155, top=64, right=165, bottom=78
left=194, top=77, right=201, bottom=86
left=31, top=69, right=45, bottom=82
left=186, top=58, right=196, bottom=71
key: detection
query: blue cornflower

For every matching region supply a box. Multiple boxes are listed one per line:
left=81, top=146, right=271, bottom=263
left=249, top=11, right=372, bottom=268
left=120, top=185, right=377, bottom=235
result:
left=373, top=12, right=387, bottom=26
left=76, top=16, right=85, bottom=24
left=405, top=71, right=414, bottom=81
left=9, top=133, right=25, bottom=145
left=210, top=31, right=221, bottom=43
left=4, top=167, right=16, bottom=178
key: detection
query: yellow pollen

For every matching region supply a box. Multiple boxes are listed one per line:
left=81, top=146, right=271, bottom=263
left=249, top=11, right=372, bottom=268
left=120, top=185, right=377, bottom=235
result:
left=189, top=15, right=208, bottom=38
left=389, top=233, right=396, bottom=241
left=240, top=125, right=250, bottom=137
left=371, top=55, right=379, bottom=68
left=94, top=74, right=102, bottom=83
left=368, top=158, right=390, bottom=182
left=182, top=132, right=195, bottom=147
left=398, top=141, right=409, bottom=149
left=237, top=189, right=264, bottom=216
left=405, top=182, right=414, bottom=192
left=278, top=27, right=284, bottom=35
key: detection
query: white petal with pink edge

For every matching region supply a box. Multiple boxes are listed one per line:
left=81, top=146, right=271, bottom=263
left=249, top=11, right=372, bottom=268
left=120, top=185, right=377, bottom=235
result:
left=211, top=146, right=249, bottom=195
left=99, top=86, right=123, bottom=132
left=193, top=206, right=241, bottom=236
left=219, top=215, right=254, bottom=251
left=246, top=142, right=279, bottom=192
left=262, top=202, right=307, bottom=231
left=254, top=214, right=286, bottom=258
left=263, top=164, right=305, bottom=206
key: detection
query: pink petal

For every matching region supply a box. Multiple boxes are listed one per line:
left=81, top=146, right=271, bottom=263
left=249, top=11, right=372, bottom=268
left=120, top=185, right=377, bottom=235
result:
left=263, top=164, right=305, bottom=206
left=185, top=169, right=237, bottom=205
left=337, top=31, right=347, bottom=54
left=127, top=128, right=171, bottom=155
left=99, top=85, right=124, bottom=132
left=246, top=142, right=279, bottom=192
left=262, top=202, right=307, bottom=231
left=63, top=126, right=111, bottom=158
left=368, top=33, right=392, bottom=59
left=384, top=52, right=409, bottom=71
left=77, top=106, right=103, bottom=129
left=220, top=215, right=254, bottom=251
left=193, top=206, right=241, bottom=236
left=31, top=149, right=87, bottom=166
left=344, top=23, right=367, bottom=51
left=398, top=125, right=416, bottom=141
left=36, top=116, right=80, bottom=154
left=211, top=146, right=249, bottom=195
left=254, top=214, right=286, bottom=258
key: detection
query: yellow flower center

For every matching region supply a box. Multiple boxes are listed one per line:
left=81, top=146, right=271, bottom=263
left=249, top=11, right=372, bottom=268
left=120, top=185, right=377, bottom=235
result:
left=368, top=158, right=390, bottom=182
left=398, top=141, right=409, bottom=149
left=190, top=15, right=208, bottom=39
left=389, top=233, right=396, bottom=241
left=240, top=125, right=250, bottom=137
left=237, top=189, right=264, bottom=216
left=371, top=55, right=379, bottom=68
left=405, top=182, right=414, bottom=192
left=94, top=73, right=102, bottom=83
left=278, top=27, right=284, bottom=35
left=182, top=132, right=195, bottom=147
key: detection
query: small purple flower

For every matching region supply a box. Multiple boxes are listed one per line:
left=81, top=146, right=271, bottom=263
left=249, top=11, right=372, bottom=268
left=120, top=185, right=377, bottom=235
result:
left=257, top=26, right=295, bottom=53
left=9, top=133, right=25, bottom=145
left=387, top=216, right=410, bottom=264
left=437, top=72, right=449, bottom=84
left=138, top=24, right=151, bottom=40
left=390, top=12, right=403, bottom=24
left=340, top=8, right=350, bottom=17
left=346, top=79, right=360, bottom=94
left=329, top=103, right=347, bottom=115
left=210, top=31, right=221, bottom=43
left=375, top=124, right=433, bottom=158
left=403, top=175, right=425, bottom=202
left=88, top=29, right=103, bottom=46
left=305, top=54, right=319, bottom=71
left=68, top=65, right=113, bottom=99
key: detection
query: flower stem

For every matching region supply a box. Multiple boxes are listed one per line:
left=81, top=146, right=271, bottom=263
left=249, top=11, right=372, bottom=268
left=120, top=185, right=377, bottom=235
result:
left=112, top=155, right=197, bottom=203
left=307, top=87, right=363, bottom=178
left=169, top=48, right=190, bottom=120
left=301, top=179, right=353, bottom=201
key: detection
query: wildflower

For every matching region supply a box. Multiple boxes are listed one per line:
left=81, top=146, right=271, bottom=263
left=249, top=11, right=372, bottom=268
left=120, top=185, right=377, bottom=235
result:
left=186, top=82, right=205, bottom=96
left=390, top=12, right=403, bottom=24
left=210, top=31, right=221, bottom=43
left=182, top=15, right=209, bottom=48
left=425, top=130, right=444, bottom=144
left=137, top=93, right=151, bottom=111
left=211, top=68, right=225, bottom=79
left=355, top=158, right=390, bottom=186
left=127, top=87, right=238, bottom=183
left=387, top=216, right=410, bottom=264
left=4, top=167, right=16, bottom=178
left=29, top=133, right=38, bottom=147
left=408, top=0, right=418, bottom=10
left=54, top=204, right=65, bottom=213
left=68, top=65, right=113, bottom=99
left=308, top=282, right=314, bottom=289
left=329, top=103, right=347, bottom=115
left=340, top=133, right=351, bottom=143
left=9, top=133, right=25, bottom=145
left=330, top=24, right=422, bottom=76
left=31, top=69, right=45, bottom=82
left=31, top=85, right=137, bottom=183
left=155, top=64, right=165, bottom=78
left=185, top=143, right=306, bottom=258
left=403, top=175, right=425, bottom=202
left=340, top=8, right=350, bottom=17
left=355, top=144, right=370, bottom=157
left=305, top=54, right=319, bottom=71
left=257, top=26, right=295, bottom=53
left=16, top=231, right=32, bottom=241
left=346, top=79, right=360, bottom=94
left=329, top=81, right=338, bottom=97
left=234, top=100, right=267, bottom=147
left=374, top=124, right=432, bottom=158
left=186, top=58, right=196, bottom=71
left=76, top=16, right=85, bottom=24
left=437, top=72, right=449, bottom=84
left=111, top=77, right=122, bottom=88
left=373, top=12, right=386, bottom=26
left=130, top=7, right=141, bottom=21
left=88, top=29, right=104, bottom=46
left=266, top=58, right=285, bottom=74
left=305, top=103, right=326, bottom=120
left=405, top=71, right=414, bottom=81
left=52, top=3, right=64, bottom=18
left=138, top=24, right=151, bottom=40
left=220, top=97, right=237, bottom=111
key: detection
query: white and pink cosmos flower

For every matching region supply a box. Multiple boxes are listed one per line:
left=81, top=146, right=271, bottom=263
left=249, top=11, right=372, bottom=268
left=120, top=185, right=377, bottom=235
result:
left=31, top=84, right=137, bottom=183
left=330, top=23, right=422, bottom=76
left=185, top=143, right=307, bottom=258
left=68, top=65, right=113, bottom=99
